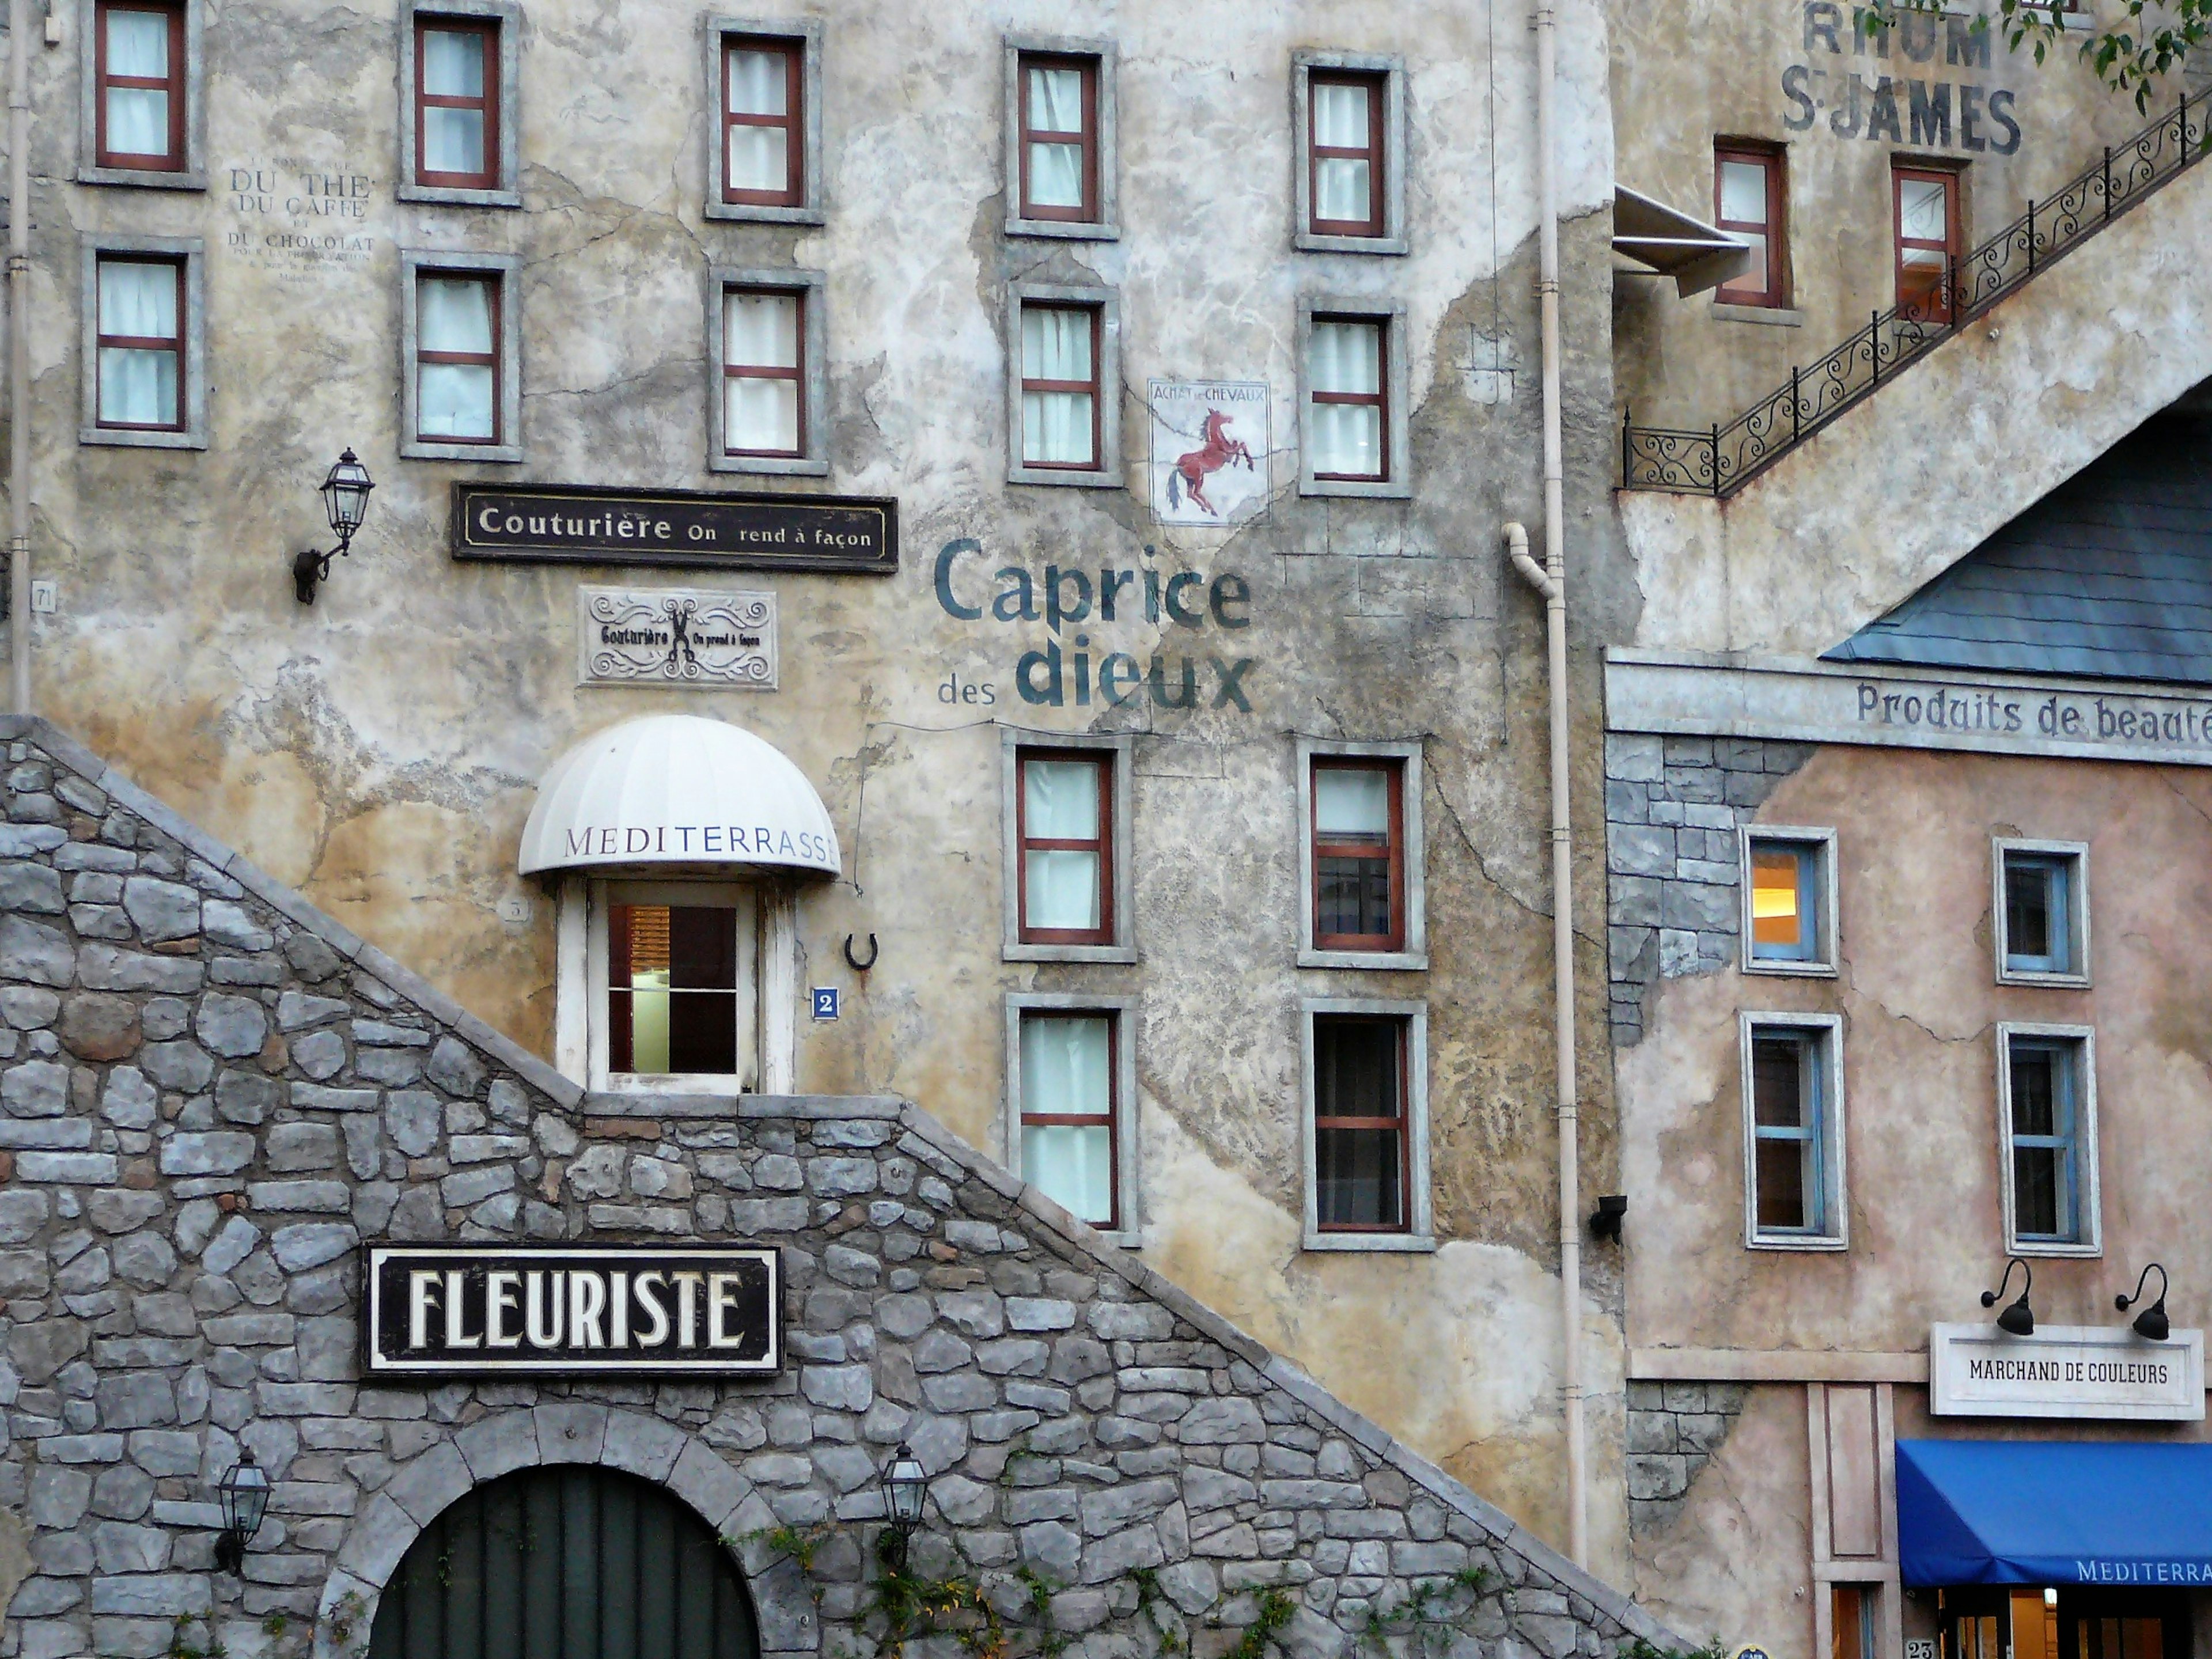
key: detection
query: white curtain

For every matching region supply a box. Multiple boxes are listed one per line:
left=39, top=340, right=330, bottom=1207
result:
left=1311, top=81, right=1372, bottom=224
left=1024, top=758, right=1100, bottom=929
left=418, top=276, right=495, bottom=439
left=96, top=260, right=177, bottom=427
left=726, top=48, right=789, bottom=193
left=724, top=291, right=800, bottom=452
left=1020, top=1015, right=1113, bottom=1224
left=1025, top=65, right=1085, bottom=209
left=1308, top=320, right=1381, bottom=476
left=1315, top=767, right=1389, bottom=841
left=1020, top=306, right=1094, bottom=466
left=421, top=28, right=486, bottom=176
left=103, top=7, right=168, bottom=157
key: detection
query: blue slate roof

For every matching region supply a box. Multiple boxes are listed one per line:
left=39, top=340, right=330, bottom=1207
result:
left=1824, top=415, right=2212, bottom=686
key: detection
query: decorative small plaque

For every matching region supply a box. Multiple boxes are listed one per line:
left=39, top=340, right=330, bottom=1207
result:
left=578, top=586, right=777, bottom=690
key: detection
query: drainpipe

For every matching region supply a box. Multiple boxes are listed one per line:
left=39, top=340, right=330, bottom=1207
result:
left=1502, top=0, right=1587, bottom=1574
left=7, top=0, right=31, bottom=715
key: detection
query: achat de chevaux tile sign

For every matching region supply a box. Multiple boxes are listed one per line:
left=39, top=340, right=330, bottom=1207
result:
left=365, top=1245, right=782, bottom=1376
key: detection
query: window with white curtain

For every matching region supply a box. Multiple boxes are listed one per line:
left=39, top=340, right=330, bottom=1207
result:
left=1019, top=303, right=1099, bottom=470
left=722, top=288, right=803, bottom=457
left=1020, top=55, right=1096, bottom=221
left=415, top=17, right=497, bottom=188
left=1018, top=748, right=1109, bottom=942
left=95, top=257, right=183, bottom=430
left=1307, top=316, right=1385, bottom=480
left=1019, top=1011, right=1118, bottom=1228
left=1308, top=72, right=1382, bottom=236
left=97, top=0, right=182, bottom=169
left=415, top=272, right=499, bottom=442
left=724, top=38, right=800, bottom=204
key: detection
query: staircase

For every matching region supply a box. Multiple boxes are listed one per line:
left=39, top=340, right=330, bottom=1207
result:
left=1622, top=96, right=2210, bottom=497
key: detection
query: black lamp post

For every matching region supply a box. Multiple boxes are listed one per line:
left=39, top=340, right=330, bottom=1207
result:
left=292, top=448, right=376, bottom=605
left=1981, top=1257, right=2036, bottom=1337
left=879, top=1441, right=928, bottom=1570
left=2118, top=1263, right=2171, bottom=1342
left=214, top=1448, right=272, bottom=1573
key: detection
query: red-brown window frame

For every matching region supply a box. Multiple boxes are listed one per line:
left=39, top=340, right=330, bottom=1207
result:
left=414, top=268, right=502, bottom=446
left=94, top=0, right=186, bottom=172
left=1892, top=161, right=1961, bottom=324
left=1310, top=757, right=1404, bottom=952
left=1312, top=1013, right=1412, bottom=1235
left=1309, top=313, right=1389, bottom=483
left=721, top=34, right=804, bottom=208
left=1713, top=142, right=1787, bottom=308
left=1015, top=746, right=1113, bottom=945
left=94, top=255, right=185, bottom=432
left=1307, top=70, right=1387, bottom=239
left=414, top=15, right=499, bottom=192
left=1018, top=302, right=1104, bottom=472
left=1016, top=52, right=1100, bottom=224
left=1018, top=1009, right=1120, bottom=1232
left=722, top=285, right=806, bottom=459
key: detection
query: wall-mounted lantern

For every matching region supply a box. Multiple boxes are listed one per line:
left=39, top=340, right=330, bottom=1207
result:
left=214, top=1447, right=272, bottom=1572
left=2118, top=1263, right=2171, bottom=1342
left=1981, top=1257, right=2036, bottom=1337
left=291, top=448, right=376, bottom=605
left=879, top=1441, right=928, bottom=1569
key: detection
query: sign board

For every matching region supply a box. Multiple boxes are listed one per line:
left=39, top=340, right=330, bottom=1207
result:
left=452, top=483, right=896, bottom=574
left=1147, top=380, right=1270, bottom=527
left=365, top=1245, right=782, bottom=1376
left=578, top=586, right=777, bottom=690
left=1930, top=1323, right=2205, bottom=1421
left=810, top=987, right=839, bottom=1020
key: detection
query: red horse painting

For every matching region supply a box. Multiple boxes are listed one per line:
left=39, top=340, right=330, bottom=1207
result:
left=1166, top=408, right=1256, bottom=517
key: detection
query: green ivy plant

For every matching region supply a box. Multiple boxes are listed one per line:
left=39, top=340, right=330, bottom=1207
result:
left=1860, top=0, right=2212, bottom=112
left=166, top=1614, right=228, bottom=1659
left=1357, top=1567, right=1496, bottom=1657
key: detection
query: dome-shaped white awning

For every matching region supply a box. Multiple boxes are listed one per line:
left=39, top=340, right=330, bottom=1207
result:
left=518, top=714, right=840, bottom=878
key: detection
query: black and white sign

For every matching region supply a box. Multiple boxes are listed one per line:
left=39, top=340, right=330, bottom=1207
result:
left=1930, top=1323, right=2205, bottom=1421
left=579, top=587, right=777, bottom=689
left=452, top=483, right=896, bottom=574
left=365, top=1245, right=782, bottom=1376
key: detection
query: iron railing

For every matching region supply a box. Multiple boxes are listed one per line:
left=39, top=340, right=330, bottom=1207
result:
left=1623, top=93, right=2210, bottom=496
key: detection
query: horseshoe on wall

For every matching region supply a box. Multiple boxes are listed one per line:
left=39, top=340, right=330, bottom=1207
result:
left=843, top=932, right=878, bottom=972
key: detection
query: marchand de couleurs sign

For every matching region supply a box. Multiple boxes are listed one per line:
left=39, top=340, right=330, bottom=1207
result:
left=365, top=1245, right=782, bottom=1376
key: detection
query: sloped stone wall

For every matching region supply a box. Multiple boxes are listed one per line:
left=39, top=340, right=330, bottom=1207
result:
left=0, top=718, right=1671, bottom=1659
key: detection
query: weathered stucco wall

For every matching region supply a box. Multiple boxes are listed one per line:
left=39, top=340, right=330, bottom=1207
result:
left=4, top=0, right=1635, bottom=1570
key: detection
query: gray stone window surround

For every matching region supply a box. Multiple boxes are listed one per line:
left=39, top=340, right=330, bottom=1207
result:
left=399, top=247, right=524, bottom=463
left=397, top=0, right=524, bottom=209
left=1992, top=835, right=2092, bottom=988
left=702, top=16, right=825, bottom=225
left=76, top=0, right=207, bottom=189
left=1995, top=1020, right=2101, bottom=1258
left=1289, top=49, right=1407, bottom=257
left=1738, top=823, right=1839, bottom=978
left=1004, top=279, right=1123, bottom=489
left=1300, top=995, right=1434, bottom=1253
left=1000, top=726, right=1135, bottom=963
left=1002, top=991, right=1143, bottom=1248
left=707, top=264, right=828, bottom=476
left=1739, top=1010, right=1847, bottom=1252
left=78, top=233, right=207, bottom=450
left=1295, top=293, right=1411, bottom=500
left=1296, top=736, right=1426, bottom=970
left=1002, top=33, right=1119, bottom=241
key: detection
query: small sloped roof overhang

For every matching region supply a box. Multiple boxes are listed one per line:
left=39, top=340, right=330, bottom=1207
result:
left=1613, top=186, right=1751, bottom=298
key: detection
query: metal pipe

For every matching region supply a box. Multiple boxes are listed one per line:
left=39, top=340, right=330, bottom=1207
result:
left=8, top=0, right=31, bottom=713
left=1517, top=0, right=1586, bottom=1572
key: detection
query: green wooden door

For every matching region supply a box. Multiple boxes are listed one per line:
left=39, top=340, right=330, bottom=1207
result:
left=367, top=1466, right=761, bottom=1659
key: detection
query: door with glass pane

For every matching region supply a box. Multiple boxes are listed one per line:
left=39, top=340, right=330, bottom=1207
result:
left=596, top=882, right=760, bottom=1090
left=1893, top=164, right=1960, bottom=323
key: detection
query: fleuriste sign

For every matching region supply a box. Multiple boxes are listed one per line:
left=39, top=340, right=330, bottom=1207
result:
left=452, top=483, right=896, bottom=574
left=1930, top=1323, right=2205, bottom=1421
left=365, top=1245, right=782, bottom=1376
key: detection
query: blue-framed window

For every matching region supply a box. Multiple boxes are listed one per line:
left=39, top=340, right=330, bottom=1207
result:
left=1749, top=839, right=1823, bottom=963
left=2002, top=851, right=2077, bottom=976
left=1750, top=1025, right=1832, bottom=1238
left=2007, top=1035, right=2085, bottom=1244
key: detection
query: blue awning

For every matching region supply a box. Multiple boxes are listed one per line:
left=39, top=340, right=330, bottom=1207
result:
left=1900, top=1440, right=2212, bottom=1588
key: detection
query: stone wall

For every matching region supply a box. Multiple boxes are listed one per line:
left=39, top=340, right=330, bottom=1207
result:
left=0, top=717, right=1673, bottom=1659
left=1603, top=734, right=1810, bottom=1044
left=1621, top=1382, right=1745, bottom=1539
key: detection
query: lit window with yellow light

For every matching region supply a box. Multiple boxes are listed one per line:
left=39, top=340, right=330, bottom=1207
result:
left=1748, top=838, right=1821, bottom=964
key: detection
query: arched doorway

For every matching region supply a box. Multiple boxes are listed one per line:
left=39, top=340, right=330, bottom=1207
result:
left=368, top=1465, right=762, bottom=1659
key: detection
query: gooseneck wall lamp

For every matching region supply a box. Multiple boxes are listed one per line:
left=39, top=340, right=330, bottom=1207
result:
left=2118, top=1263, right=2171, bottom=1342
left=213, top=1448, right=272, bottom=1573
left=879, top=1441, right=929, bottom=1570
left=1982, top=1257, right=2036, bottom=1337
left=292, top=448, right=376, bottom=605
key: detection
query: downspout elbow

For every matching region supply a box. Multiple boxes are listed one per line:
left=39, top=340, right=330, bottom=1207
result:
left=1502, top=521, right=1556, bottom=601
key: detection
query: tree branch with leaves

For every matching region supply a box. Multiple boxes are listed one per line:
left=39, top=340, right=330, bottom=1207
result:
left=1861, top=0, right=2211, bottom=110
